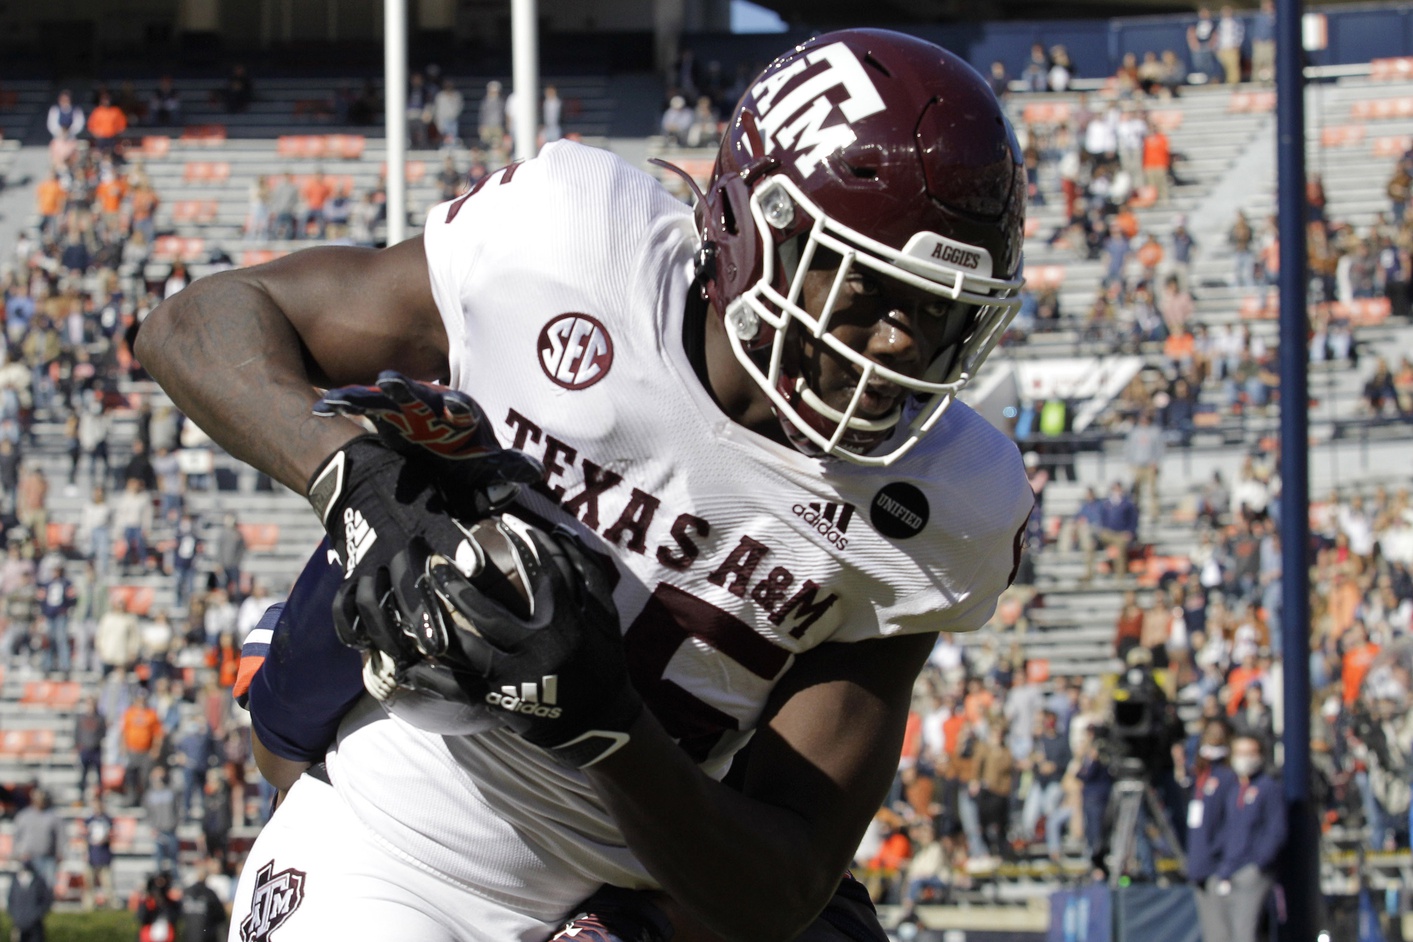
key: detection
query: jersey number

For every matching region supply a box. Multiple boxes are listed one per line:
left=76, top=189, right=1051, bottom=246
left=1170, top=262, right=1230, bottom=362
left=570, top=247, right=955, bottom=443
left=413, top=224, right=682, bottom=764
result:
left=622, top=583, right=791, bottom=763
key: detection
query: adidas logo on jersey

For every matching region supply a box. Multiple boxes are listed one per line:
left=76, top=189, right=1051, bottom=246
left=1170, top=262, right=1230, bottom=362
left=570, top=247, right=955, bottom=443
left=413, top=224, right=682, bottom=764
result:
left=342, top=508, right=378, bottom=575
left=485, top=676, right=562, bottom=718
left=792, top=501, right=854, bottom=550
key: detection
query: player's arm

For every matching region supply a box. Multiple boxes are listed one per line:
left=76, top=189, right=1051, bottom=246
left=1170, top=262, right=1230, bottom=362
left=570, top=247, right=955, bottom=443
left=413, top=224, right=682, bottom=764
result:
left=586, top=631, right=935, bottom=942
left=132, top=239, right=447, bottom=493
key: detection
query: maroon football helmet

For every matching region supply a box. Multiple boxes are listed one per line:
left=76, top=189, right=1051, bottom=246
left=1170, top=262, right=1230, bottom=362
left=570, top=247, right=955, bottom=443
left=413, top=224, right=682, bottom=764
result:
left=696, top=29, right=1026, bottom=465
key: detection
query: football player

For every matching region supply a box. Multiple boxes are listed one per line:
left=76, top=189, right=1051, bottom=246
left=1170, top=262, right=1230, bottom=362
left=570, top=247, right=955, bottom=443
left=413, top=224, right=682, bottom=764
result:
left=135, top=29, right=1031, bottom=942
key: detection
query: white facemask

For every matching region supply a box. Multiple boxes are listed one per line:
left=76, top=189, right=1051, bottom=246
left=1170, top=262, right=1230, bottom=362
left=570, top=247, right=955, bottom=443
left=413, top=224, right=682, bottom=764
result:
left=1232, top=755, right=1263, bottom=779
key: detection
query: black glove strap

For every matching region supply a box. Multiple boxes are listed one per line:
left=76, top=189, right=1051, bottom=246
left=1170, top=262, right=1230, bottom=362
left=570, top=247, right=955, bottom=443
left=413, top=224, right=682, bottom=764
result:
left=308, top=434, right=398, bottom=529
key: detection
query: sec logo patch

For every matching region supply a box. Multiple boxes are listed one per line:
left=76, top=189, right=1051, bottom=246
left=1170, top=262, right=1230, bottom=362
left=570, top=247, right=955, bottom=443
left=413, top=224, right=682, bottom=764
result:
left=538, top=313, right=613, bottom=389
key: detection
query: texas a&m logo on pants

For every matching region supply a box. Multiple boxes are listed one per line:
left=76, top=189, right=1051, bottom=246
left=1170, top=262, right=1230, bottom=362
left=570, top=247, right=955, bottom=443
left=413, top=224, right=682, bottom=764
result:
left=538, top=313, right=614, bottom=390
left=239, top=860, right=307, bottom=942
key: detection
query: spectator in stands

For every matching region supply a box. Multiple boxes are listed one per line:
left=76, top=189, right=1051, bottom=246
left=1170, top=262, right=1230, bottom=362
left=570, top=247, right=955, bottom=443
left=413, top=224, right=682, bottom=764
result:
left=407, top=71, right=430, bottom=149
left=7, top=857, right=53, bottom=942
left=687, top=96, right=720, bottom=149
left=1048, top=46, right=1074, bottom=92
left=87, top=91, right=127, bottom=155
left=34, top=172, right=66, bottom=241
left=987, top=61, right=1009, bottom=99
left=203, top=588, right=236, bottom=646
left=201, top=765, right=233, bottom=867
left=1229, top=211, right=1255, bottom=287
left=37, top=556, right=74, bottom=676
left=1021, top=44, right=1049, bottom=92
left=114, top=476, right=153, bottom=574
left=1021, top=709, right=1071, bottom=847
left=129, top=179, right=159, bottom=245
left=437, top=153, right=464, bottom=203
left=215, top=513, right=245, bottom=598
left=1187, top=7, right=1218, bottom=81
left=1187, top=719, right=1237, bottom=942
left=268, top=173, right=299, bottom=241
left=298, top=171, right=334, bottom=240
left=473, top=80, right=501, bottom=152
left=95, top=594, right=141, bottom=676
left=12, top=787, right=62, bottom=888
left=181, top=855, right=229, bottom=941
left=82, top=794, right=115, bottom=911
left=1142, top=121, right=1172, bottom=205
left=79, top=484, right=113, bottom=577
left=173, top=716, right=213, bottom=821
left=1212, top=733, right=1286, bottom=941
left=1125, top=412, right=1165, bottom=520
left=1363, top=357, right=1400, bottom=417
left=1098, top=481, right=1140, bottom=574
left=236, top=580, right=275, bottom=642
left=121, top=439, right=157, bottom=493
left=660, top=95, right=693, bottom=147
left=145, top=766, right=180, bottom=875
left=149, top=76, right=181, bottom=126
left=1250, top=0, right=1276, bottom=84
left=4, top=566, right=40, bottom=671
left=121, top=686, right=163, bottom=806
left=223, top=64, right=253, bottom=113
left=74, top=694, right=106, bottom=797
left=17, top=462, right=48, bottom=554
left=1216, top=6, right=1245, bottom=85
left=542, top=84, right=563, bottom=144
left=171, top=513, right=200, bottom=610
left=46, top=89, right=84, bottom=166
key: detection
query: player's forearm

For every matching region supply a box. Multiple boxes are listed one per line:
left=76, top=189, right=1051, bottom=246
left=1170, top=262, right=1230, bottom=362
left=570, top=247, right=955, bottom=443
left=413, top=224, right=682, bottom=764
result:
left=135, top=270, right=363, bottom=492
left=586, top=713, right=840, bottom=942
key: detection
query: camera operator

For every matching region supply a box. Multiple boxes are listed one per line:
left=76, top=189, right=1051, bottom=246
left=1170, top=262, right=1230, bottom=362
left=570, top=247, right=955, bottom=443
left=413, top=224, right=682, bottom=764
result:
left=1185, top=719, right=1238, bottom=942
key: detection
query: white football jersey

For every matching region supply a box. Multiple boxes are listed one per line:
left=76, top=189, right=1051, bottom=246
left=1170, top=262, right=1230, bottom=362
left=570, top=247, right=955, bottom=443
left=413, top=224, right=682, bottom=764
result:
left=325, top=140, right=1032, bottom=917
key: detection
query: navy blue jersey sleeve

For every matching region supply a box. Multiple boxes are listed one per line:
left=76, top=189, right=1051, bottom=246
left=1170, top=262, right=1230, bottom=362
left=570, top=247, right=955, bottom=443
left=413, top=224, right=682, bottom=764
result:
left=238, top=539, right=364, bottom=763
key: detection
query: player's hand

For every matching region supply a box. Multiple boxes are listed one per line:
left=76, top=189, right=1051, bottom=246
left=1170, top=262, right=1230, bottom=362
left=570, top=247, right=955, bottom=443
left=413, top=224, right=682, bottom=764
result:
left=314, top=371, right=543, bottom=519
left=425, top=522, right=641, bottom=769
left=308, top=433, right=489, bottom=674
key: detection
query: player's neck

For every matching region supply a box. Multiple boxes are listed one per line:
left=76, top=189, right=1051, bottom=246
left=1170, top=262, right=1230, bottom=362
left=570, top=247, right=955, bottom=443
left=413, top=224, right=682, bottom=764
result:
left=685, top=291, right=786, bottom=445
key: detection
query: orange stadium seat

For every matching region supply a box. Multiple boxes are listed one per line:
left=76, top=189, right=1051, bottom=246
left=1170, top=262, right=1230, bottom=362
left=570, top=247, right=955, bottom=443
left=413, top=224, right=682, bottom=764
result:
left=53, top=867, right=86, bottom=903
left=140, top=136, right=171, bottom=158
left=1021, top=101, right=1071, bottom=126
left=109, top=585, right=156, bottom=616
left=171, top=200, right=219, bottom=224
left=151, top=235, right=206, bottom=262
left=1229, top=91, right=1276, bottom=113
left=382, top=160, right=427, bottom=184
left=110, top=816, right=138, bottom=853
left=181, top=124, right=227, bottom=145
left=1372, top=135, right=1413, bottom=157
left=101, top=764, right=126, bottom=793
left=327, top=134, right=366, bottom=159
left=1370, top=57, right=1413, bottom=81
left=240, top=248, right=290, bottom=267
left=1147, top=109, right=1184, bottom=131
left=1321, top=125, right=1366, bottom=148
left=1026, top=264, right=1066, bottom=290
left=46, top=521, right=75, bottom=550
left=1350, top=97, right=1413, bottom=120
left=1329, top=297, right=1391, bottom=326
left=277, top=135, right=325, bottom=158
left=0, top=729, right=56, bottom=760
left=1025, top=660, right=1051, bottom=684
left=1240, top=295, right=1275, bottom=319
left=1129, top=185, right=1159, bottom=209
left=237, top=523, right=281, bottom=552
left=20, top=681, right=82, bottom=709
left=183, top=161, right=231, bottom=184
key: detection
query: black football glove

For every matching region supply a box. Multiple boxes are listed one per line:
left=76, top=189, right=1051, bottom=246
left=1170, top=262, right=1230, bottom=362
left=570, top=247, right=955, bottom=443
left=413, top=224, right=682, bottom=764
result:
left=551, top=887, right=674, bottom=942
left=424, top=521, right=642, bottom=769
left=314, top=371, right=543, bottom=520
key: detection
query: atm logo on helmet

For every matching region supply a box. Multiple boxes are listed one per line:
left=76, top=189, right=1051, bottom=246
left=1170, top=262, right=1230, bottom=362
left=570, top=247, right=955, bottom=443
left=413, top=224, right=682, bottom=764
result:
left=751, top=42, right=886, bottom=178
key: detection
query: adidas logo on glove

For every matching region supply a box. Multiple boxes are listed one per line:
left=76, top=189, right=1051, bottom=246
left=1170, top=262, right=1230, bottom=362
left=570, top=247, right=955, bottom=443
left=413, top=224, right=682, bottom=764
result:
left=486, top=675, right=563, bottom=718
left=342, top=508, right=378, bottom=575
